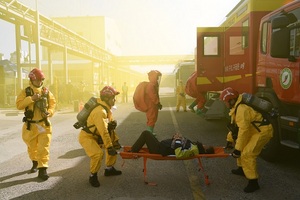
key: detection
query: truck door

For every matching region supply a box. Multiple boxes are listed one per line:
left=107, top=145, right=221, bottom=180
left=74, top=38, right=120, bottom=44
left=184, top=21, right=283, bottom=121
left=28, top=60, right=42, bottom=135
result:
left=223, top=26, right=251, bottom=93
left=196, top=27, right=224, bottom=92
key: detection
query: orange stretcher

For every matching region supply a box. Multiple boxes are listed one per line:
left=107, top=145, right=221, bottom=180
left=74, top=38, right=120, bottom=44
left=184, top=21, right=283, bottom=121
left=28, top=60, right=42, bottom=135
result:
left=119, top=146, right=230, bottom=185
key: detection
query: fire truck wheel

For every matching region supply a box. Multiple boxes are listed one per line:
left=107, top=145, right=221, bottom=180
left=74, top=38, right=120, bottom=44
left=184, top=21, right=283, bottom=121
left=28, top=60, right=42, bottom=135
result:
left=260, top=118, right=281, bottom=162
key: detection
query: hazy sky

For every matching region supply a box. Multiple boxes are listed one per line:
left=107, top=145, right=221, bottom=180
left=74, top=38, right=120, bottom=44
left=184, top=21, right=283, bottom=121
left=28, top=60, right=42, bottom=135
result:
left=0, top=0, right=240, bottom=59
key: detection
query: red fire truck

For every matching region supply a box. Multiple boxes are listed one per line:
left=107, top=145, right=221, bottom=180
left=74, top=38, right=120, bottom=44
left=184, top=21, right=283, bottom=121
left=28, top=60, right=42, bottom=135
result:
left=196, top=0, right=300, bottom=161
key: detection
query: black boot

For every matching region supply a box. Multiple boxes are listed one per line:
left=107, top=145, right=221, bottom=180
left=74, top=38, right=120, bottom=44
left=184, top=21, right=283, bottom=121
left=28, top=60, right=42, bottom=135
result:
left=231, top=167, right=245, bottom=176
left=89, top=173, right=100, bottom=187
left=38, top=167, right=49, bottom=180
left=244, top=179, right=260, bottom=193
left=188, top=106, right=195, bottom=113
left=104, top=167, right=122, bottom=176
left=113, top=141, right=122, bottom=150
left=30, top=161, right=38, bottom=173
left=225, top=141, right=234, bottom=149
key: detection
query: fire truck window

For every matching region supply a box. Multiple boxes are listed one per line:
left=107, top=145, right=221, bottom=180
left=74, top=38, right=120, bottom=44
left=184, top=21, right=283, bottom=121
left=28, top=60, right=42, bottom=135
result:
left=287, top=8, right=300, bottom=57
left=261, top=22, right=268, bottom=54
left=290, top=27, right=300, bottom=57
left=229, top=36, right=244, bottom=55
left=242, top=19, right=249, bottom=48
left=203, top=36, right=219, bottom=56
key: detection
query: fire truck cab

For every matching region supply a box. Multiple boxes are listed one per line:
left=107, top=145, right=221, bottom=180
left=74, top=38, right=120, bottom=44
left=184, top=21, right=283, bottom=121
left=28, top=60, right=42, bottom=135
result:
left=196, top=0, right=300, bottom=161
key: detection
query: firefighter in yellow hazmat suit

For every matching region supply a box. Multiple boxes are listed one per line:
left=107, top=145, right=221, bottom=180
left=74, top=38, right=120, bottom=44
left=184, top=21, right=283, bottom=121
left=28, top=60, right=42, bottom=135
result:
left=175, top=80, right=187, bottom=112
left=220, top=87, right=273, bottom=193
left=16, top=68, right=56, bottom=181
left=79, top=86, right=122, bottom=187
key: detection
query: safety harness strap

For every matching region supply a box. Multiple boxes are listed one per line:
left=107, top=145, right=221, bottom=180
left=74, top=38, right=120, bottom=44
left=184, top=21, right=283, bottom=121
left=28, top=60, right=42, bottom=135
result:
left=27, top=119, right=45, bottom=123
left=83, top=103, right=110, bottom=144
left=235, top=103, right=270, bottom=133
left=23, top=86, right=50, bottom=130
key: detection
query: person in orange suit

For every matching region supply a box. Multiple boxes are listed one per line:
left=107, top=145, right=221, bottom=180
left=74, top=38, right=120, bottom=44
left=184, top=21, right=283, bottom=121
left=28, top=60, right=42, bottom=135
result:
left=145, top=70, right=162, bottom=135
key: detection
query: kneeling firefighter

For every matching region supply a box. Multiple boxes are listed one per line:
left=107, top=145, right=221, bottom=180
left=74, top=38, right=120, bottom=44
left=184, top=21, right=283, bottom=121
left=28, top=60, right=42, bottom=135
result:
left=78, top=86, right=122, bottom=187
left=16, top=68, right=56, bottom=180
left=220, top=87, right=273, bottom=193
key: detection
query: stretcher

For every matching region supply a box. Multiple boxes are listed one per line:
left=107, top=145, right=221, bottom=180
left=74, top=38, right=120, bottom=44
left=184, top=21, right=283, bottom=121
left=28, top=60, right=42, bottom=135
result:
left=119, top=146, right=230, bottom=185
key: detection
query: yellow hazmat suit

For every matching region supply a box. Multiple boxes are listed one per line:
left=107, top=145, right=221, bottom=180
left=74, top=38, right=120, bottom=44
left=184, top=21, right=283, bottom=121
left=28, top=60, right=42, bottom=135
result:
left=79, top=98, right=119, bottom=174
left=16, top=82, right=56, bottom=168
left=228, top=95, right=273, bottom=179
left=176, top=81, right=187, bottom=111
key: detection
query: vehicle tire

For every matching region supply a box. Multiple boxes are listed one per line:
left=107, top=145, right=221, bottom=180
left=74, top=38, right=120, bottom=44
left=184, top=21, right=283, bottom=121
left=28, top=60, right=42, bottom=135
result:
left=260, top=118, right=281, bottom=162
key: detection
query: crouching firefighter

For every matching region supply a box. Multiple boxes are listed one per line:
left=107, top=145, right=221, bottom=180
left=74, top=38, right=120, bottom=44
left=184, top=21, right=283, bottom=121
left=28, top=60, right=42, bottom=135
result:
left=78, top=86, right=122, bottom=187
left=16, top=68, right=56, bottom=181
left=220, top=87, right=273, bottom=193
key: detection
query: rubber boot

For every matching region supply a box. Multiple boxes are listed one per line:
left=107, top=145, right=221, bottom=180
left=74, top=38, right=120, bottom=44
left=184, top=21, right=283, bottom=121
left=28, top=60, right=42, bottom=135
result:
left=147, top=126, right=155, bottom=136
left=30, top=160, right=38, bottom=173
left=89, top=173, right=100, bottom=187
left=113, top=140, right=122, bottom=150
left=225, top=141, right=234, bottom=150
left=38, top=167, right=49, bottom=180
left=231, top=167, right=245, bottom=176
left=244, top=179, right=260, bottom=193
left=188, top=101, right=197, bottom=113
left=196, top=108, right=204, bottom=116
left=104, top=167, right=122, bottom=176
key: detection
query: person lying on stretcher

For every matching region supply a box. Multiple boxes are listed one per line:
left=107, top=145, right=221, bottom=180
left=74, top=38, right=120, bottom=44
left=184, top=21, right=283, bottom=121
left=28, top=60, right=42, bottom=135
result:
left=129, top=130, right=214, bottom=159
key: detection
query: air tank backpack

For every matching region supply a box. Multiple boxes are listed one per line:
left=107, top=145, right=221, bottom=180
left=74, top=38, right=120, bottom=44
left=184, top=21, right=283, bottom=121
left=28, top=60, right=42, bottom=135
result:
left=73, top=97, right=100, bottom=131
left=228, top=93, right=278, bottom=136
left=242, top=93, right=278, bottom=118
left=133, top=81, right=149, bottom=112
left=73, top=97, right=116, bottom=144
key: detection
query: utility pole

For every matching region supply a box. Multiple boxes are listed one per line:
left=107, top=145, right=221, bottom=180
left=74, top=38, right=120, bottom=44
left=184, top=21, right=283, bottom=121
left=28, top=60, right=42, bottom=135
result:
left=35, top=0, right=41, bottom=69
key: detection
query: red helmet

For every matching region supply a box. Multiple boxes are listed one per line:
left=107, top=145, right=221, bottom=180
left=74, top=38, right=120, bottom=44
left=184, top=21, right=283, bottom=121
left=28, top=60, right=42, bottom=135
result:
left=100, top=86, right=120, bottom=98
left=220, top=87, right=239, bottom=102
left=28, top=68, right=45, bottom=81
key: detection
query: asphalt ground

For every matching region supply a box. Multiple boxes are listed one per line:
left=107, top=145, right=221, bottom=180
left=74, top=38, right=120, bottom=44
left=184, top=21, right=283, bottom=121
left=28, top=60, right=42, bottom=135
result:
left=0, top=96, right=300, bottom=200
